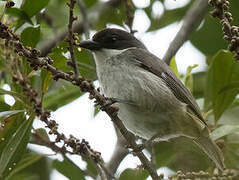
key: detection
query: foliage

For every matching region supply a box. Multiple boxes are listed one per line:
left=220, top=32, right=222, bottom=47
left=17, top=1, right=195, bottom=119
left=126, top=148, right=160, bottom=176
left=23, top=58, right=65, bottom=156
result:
left=0, top=0, right=239, bottom=179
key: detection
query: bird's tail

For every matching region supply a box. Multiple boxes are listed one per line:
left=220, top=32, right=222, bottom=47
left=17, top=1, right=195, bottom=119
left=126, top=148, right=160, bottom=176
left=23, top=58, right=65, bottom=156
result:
left=193, top=135, right=225, bottom=171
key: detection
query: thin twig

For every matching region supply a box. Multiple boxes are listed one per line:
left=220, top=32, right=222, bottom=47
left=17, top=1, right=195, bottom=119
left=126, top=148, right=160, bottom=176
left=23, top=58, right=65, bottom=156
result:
left=105, top=133, right=129, bottom=176
left=96, top=164, right=108, bottom=180
left=162, top=0, right=209, bottom=65
left=168, top=169, right=238, bottom=180
left=2, top=33, right=105, bottom=177
left=39, top=0, right=123, bottom=56
left=0, top=22, right=161, bottom=180
left=10, top=56, right=102, bottom=163
left=149, top=144, right=157, bottom=169
left=106, top=112, right=160, bottom=179
left=30, top=132, right=97, bottom=179
left=209, top=0, right=239, bottom=60
left=30, top=133, right=71, bottom=154
left=124, top=0, right=136, bottom=34
left=67, top=0, right=80, bottom=77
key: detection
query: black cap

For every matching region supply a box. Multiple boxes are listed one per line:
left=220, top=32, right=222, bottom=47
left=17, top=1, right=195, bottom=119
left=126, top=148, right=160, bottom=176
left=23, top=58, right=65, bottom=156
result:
left=79, top=28, right=146, bottom=51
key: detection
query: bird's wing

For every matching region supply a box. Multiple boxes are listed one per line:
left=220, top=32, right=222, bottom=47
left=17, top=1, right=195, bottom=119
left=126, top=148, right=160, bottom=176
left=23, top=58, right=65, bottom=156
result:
left=127, top=48, right=207, bottom=126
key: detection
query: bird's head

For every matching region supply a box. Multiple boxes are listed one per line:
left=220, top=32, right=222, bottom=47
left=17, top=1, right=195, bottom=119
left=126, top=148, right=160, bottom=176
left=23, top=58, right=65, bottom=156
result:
left=79, top=28, right=146, bottom=51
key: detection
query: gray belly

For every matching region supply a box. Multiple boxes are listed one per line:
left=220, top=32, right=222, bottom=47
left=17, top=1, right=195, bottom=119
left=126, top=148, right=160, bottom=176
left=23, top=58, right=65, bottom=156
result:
left=97, top=61, right=188, bottom=141
left=117, top=103, right=184, bottom=141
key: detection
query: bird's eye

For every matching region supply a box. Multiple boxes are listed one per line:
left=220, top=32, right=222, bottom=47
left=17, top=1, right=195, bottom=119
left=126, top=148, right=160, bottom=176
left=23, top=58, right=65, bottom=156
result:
left=105, top=35, right=118, bottom=43
left=111, top=35, right=117, bottom=42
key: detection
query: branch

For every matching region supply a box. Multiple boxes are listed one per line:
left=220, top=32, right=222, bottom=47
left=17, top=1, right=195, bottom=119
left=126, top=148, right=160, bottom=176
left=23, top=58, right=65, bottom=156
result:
left=8, top=53, right=106, bottom=177
left=124, top=0, right=136, bottom=34
left=30, top=132, right=96, bottom=179
left=0, top=22, right=161, bottom=180
left=95, top=164, right=108, bottom=180
left=39, top=0, right=123, bottom=56
left=162, top=0, right=209, bottom=65
left=106, top=133, right=129, bottom=176
left=1, top=23, right=108, bottom=178
left=95, top=129, right=129, bottom=179
left=67, top=0, right=80, bottom=77
left=105, top=108, right=161, bottom=179
left=168, top=169, right=238, bottom=180
left=209, top=0, right=239, bottom=60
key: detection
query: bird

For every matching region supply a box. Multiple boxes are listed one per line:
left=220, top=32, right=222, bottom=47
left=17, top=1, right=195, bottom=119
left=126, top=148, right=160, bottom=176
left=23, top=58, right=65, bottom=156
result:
left=79, top=28, right=225, bottom=170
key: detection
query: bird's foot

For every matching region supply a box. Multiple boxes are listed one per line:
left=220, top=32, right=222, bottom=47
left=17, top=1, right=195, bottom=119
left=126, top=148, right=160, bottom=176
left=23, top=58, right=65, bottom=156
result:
left=127, top=144, right=145, bottom=156
left=128, top=140, right=156, bottom=156
left=99, top=97, right=119, bottom=111
left=99, top=97, right=136, bottom=110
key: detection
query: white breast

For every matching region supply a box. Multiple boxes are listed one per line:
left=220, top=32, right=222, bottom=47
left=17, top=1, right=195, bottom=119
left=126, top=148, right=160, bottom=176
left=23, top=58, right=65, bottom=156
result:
left=92, top=48, right=185, bottom=140
left=93, top=48, right=127, bottom=69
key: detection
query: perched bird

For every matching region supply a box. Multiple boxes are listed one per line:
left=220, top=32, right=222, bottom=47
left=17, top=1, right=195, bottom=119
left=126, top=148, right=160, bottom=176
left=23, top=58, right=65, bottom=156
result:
left=79, top=28, right=225, bottom=170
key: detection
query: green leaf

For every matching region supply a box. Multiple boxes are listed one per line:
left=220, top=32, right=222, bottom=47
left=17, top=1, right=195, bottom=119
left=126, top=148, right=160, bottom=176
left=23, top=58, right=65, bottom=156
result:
left=0, top=113, right=35, bottom=178
left=53, top=157, right=85, bottom=180
left=21, top=26, right=41, bottom=48
left=119, top=168, right=148, bottom=180
left=82, top=157, right=97, bottom=177
left=43, top=83, right=83, bottom=111
left=0, top=88, right=29, bottom=108
left=75, top=48, right=96, bottom=80
left=183, top=64, right=198, bottom=92
left=93, top=107, right=99, bottom=117
left=22, top=0, right=50, bottom=17
left=0, top=114, right=23, bottom=154
left=210, top=99, right=239, bottom=127
left=11, top=0, right=50, bottom=29
left=207, top=105, right=239, bottom=126
left=169, top=57, right=180, bottom=78
left=48, top=41, right=69, bottom=71
left=211, top=125, right=239, bottom=141
left=0, top=110, right=24, bottom=121
left=44, top=0, right=68, bottom=29
left=41, top=70, right=52, bottom=96
left=154, top=139, right=211, bottom=171
left=155, top=142, right=177, bottom=168
left=5, top=8, right=33, bottom=25
left=10, top=153, right=51, bottom=180
left=0, top=102, right=11, bottom=112
left=5, top=154, right=43, bottom=180
left=191, top=15, right=227, bottom=56
left=83, top=0, right=97, bottom=8
left=191, top=1, right=239, bottom=56
left=219, top=82, right=239, bottom=94
left=230, top=99, right=239, bottom=109
left=192, top=71, right=206, bottom=99
left=204, top=50, right=239, bottom=121
left=0, top=88, right=24, bottom=100
left=225, top=143, right=239, bottom=169
left=6, top=173, right=38, bottom=180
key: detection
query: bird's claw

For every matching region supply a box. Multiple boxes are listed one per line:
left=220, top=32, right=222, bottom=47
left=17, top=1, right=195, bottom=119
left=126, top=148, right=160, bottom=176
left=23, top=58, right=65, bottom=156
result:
left=100, top=97, right=119, bottom=110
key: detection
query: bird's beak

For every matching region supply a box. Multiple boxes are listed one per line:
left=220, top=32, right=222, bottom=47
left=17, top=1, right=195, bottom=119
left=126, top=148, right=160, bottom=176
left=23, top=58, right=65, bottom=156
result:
left=79, top=40, right=101, bottom=51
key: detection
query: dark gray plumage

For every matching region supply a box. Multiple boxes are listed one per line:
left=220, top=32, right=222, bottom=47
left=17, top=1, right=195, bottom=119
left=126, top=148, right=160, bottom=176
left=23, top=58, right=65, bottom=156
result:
left=127, top=48, right=206, bottom=124
left=79, top=28, right=225, bottom=170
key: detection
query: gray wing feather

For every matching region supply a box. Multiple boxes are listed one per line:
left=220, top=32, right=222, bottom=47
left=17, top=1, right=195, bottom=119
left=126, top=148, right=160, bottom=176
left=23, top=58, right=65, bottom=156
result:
left=127, top=48, right=206, bottom=125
